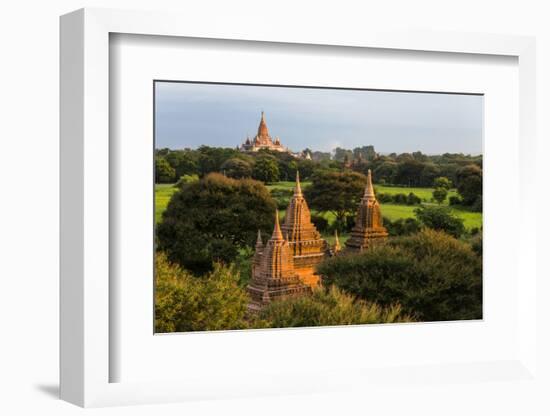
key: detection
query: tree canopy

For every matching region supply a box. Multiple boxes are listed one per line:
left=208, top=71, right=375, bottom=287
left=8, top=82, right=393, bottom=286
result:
left=157, top=173, right=277, bottom=273
left=317, top=229, right=482, bottom=321
left=155, top=252, right=249, bottom=332
left=305, top=171, right=368, bottom=226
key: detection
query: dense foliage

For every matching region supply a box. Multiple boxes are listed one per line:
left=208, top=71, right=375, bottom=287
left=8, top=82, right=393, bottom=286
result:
left=157, top=173, right=277, bottom=274
left=155, top=252, right=249, bottom=333
left=258, top=286, right=413, bottom=328
left=304, top=171, right=367, bottom=227
left=317, top=230, right=482, bottom=321
left=414, top=205, right=466, bottom=238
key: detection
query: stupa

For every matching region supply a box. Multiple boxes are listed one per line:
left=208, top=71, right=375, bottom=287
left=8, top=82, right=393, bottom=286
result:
left=345, top=169, right=388, bottom=252
left=247, top=211, right=311, bottom=312
left=281, top=171, right=329, bottom=287
left=240, top=112, right=288, bottom=153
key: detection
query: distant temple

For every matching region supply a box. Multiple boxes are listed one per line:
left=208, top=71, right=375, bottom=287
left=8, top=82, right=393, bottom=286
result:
left=247, top=169, right=388, bottom=311
left=240, top=112, right=289, bottom=153
left=345, top=169, right=389, bottom=252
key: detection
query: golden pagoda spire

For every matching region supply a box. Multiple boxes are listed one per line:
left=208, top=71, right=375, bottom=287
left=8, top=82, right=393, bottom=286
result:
left=334, top=230, right=341, bottom=253
left=364, top=169, right=376, bottom=200
left=258, top=111, right=269, bottom=137
left=271, top=210, right=283, bottom=240
left=294, top=170, right=303, bottom=197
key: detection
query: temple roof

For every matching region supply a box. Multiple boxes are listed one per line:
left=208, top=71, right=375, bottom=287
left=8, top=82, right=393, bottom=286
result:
left=363, top=169, right=376, bottom=200
left=271, top=210, right=284, bottom=241
left=294, top=171, right=303, bottom=197
left=255, top=229, right=263, bottom=248
left=257, top=111, right=270, bottom=137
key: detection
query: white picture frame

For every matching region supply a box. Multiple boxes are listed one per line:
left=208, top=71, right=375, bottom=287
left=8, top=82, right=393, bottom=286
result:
left=60, top=7, right=538, bottom=408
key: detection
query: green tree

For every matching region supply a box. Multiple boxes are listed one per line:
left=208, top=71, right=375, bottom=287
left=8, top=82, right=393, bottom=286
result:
left=157, top=173, right=277, bottom=273
left=196, top=146, right=240, bottom=177
left=252, top=156, right=280, bottom=183
left=155, top=157, right=176, bottom=183
left=433, top=176, right=452, bottom=190
left=414, top=205, right=465, bottom=238
left=317, top=229, right=482, bottom=321
left=220, top=158, right=252, bottom=179
left=165, top=150, right=199, bottom=177
left=257, top=286, right=413, bottom=328
left=432, top=187, right=448, bottom=204
left=456, top=164, right=482, bottom=206
left=305, top=171, right=367, bottom=228
left=155, top=252, right=249, bottom=333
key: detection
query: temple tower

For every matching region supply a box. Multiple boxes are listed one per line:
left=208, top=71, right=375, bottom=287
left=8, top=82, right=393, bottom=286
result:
left=281, top=171, right=329, bottom=287
left=345, top=169, right=388, bottom=252
left=247, top=211, right=311, bottom=312
left=240, top=112, right=289, bottom=153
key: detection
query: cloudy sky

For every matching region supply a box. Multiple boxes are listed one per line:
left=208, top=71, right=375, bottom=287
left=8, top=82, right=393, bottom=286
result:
left=155, top=81, right=483, bottom=155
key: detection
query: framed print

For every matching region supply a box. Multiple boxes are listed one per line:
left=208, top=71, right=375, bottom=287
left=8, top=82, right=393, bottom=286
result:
left=60, top=8, right=539, bottom=408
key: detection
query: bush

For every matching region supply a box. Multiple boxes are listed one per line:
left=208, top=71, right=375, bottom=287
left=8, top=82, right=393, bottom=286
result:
left=377, top=193, right=393, bottom=203
left=311, top=214, right=329, bottom=232
left=393, top=193, right=408, bottom=204
left=175, top=174, right=199, bottom=188
left=157, top=173, right=277, bottom=274
left=414, top=205, right=465, bottom=238
left=383, top=217, right=421, bottom=236
left=317, top=229, right=482, bottom=321
left=432, top=187, right=448, bottom=204
left=406, top=192, right=422, bottom=205
left=256, top=286, right=413, bottom=328
left=155, top=252, right=249, bottom=333
left=448, top=195, right=462, bottom=206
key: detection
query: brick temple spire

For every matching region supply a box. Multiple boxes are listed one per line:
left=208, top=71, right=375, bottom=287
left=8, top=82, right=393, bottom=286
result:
left=257, top=111, right=270, bottom=138
left=345, top=169, right=388, bottom=252
left=294, top=170, right=303, bottom=196
left=247, top=211, right=311, bottom=312
left=272, top=209, right=283, bottom=240
left=281, top=171, right=329, bottom=287
left=363, top=169, right=376, bottom=200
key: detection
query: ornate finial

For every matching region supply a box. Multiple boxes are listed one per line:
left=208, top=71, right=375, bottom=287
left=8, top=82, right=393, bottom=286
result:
left=256, top=230, right=263, bottom=248
left=364, top=169, right=375, bottom=200
left=334, top=230, right=341, bottom=253
left=272, top=210, right=283, bottom=240
left=294, top=170, right=303, bottom=196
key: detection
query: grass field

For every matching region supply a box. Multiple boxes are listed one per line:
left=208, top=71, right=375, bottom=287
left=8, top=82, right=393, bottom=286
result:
left=155, top=181, right=482, bottom=230
left=155, top=184, right=178, bottom=223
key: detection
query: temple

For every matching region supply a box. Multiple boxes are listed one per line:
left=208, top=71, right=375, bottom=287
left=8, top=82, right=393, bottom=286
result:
left=247, top=169, right=388, bottom=311
left=345, top=169, right=388, bottom=252
left=246, top=211, right=311, bottom=313
left=240, top=112, right=289, bottom=153
left=281, top=171, right=330, bottom=287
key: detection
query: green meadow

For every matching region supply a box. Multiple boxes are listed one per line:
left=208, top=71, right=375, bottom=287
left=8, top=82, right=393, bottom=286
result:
left=155, top=181, right=482, bottom=230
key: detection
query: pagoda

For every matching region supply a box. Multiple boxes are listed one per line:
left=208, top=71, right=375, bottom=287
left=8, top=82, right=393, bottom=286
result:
left=281, top=171, right=329, bottom=287
left=247, top=210, right=311, bottom=313
left=345, top=169, right=388, bottom=252
left=240, top=112, right=288, bottom=153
